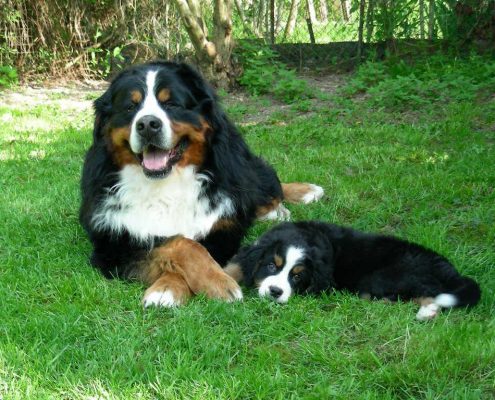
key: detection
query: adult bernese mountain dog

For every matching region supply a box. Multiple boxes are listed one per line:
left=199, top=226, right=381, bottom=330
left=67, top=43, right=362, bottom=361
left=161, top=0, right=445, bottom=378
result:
left=79, top=61, right=323, bottom=307
left=226, top=221, right=481, bottom=320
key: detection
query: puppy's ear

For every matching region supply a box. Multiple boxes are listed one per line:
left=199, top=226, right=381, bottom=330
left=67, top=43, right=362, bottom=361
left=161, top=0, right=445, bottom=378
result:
left=306, top=245, right=336, bottom=294
left=229, top=243, right=264, bottom=287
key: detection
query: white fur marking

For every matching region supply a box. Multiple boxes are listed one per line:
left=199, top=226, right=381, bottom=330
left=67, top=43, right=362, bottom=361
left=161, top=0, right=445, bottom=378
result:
left=130, top=70, right=173, bottom=153
left=435, top=293, right=458, bottom=308
left=301, top=184, right=324, bottom=204
left=91, top=165, right=234, bottom=243
left=416, top=303, right=440, bottom=321
left=258, top=246, right=304, bottom=303
left=143, top=290, right=179, bottom=308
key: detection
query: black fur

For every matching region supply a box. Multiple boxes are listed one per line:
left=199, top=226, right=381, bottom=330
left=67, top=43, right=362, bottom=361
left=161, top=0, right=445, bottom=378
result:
left=233, top=221, right=481, bottom=307
left=79, top=61, right=282, bottom=278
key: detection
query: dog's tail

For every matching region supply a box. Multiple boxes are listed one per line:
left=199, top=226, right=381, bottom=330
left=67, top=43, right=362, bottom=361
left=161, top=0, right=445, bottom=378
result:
left=282, top=183, right=324, bottom=204
left=435, top=275, right=481, bottom=308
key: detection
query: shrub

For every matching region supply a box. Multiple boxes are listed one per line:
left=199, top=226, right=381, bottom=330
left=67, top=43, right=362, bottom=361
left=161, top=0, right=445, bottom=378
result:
left=0, top=66, right=18, bottom=87
left=237, top=41, right=313, bottom=103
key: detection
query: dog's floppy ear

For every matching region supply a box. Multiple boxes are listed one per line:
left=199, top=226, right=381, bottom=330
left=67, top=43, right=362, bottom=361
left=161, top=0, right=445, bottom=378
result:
left=175, top=63, right=218, bottom=103
left=228, top=243, right=265, bottom=287
left=92, top=90, right=112, bottom=142
left=175, top=63, right=228, bottom=132
left=306, top=245, right=336, bottom=294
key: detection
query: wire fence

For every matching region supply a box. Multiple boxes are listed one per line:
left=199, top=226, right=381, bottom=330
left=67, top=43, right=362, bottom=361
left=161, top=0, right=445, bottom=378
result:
left=1, top=0, right=494, bottom=78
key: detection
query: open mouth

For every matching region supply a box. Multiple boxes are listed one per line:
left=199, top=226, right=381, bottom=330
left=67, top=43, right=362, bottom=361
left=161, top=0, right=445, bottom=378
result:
left=137, top=139, right=188, bottom=179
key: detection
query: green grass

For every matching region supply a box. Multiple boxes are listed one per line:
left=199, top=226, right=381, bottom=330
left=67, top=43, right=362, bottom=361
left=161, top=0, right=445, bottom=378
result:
left=1, top=58, right=495, bottom=399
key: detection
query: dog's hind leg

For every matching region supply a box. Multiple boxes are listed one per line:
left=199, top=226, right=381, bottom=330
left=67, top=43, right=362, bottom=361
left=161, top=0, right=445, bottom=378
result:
left=282, top=183, right=324, bottom=204
left=256, top=198, right=291, bottom=221
left=414, top=297, right=440, bottom=321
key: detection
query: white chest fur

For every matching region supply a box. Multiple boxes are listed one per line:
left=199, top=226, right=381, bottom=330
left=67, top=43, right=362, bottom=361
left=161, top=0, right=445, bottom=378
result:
left=91, top=165, right=234, bottom=243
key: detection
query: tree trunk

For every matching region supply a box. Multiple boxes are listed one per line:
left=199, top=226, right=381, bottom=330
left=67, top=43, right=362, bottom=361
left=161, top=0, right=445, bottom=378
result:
left=366, top=0, right=374, bottom=43
left=428, top=0, right=435, bottom=40
left=341, top=0, right=350, bottom=21
left=357, top=0, right=365, bottom=59
left=318, top=0, right=328, bottom=23
left=307, top=0, right=318, bottom=25
left=419, top=0, right=425, bottom=39
left=174, top=0, right=235, bottom=88
left=283, top=0, right=301, bottom=39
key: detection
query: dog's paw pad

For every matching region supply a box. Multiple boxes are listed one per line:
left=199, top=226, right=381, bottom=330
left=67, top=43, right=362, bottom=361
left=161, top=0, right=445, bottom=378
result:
left=143, top=290, right=180, bottom=308
left=416, top=303, right=440, bottom=321
left=302, top=184, right=324, bottom=204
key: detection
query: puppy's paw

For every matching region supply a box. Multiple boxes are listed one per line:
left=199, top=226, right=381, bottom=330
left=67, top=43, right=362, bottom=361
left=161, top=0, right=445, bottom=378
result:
left=416, top=303, right=440, bottom=321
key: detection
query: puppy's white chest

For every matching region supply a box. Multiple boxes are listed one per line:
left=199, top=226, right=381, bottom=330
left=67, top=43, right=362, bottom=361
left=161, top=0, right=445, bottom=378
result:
left=92, top=165, right=233, bottom=242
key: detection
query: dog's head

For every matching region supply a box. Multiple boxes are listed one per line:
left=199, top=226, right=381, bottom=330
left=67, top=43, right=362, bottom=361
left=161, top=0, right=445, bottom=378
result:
left=231, top=224, right=335, bottom=303
left=93, top=61, right=222, bottom=179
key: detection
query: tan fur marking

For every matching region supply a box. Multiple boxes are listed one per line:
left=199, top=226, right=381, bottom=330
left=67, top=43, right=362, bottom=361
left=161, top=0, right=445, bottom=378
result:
left=131, top=90, right=142, bottom=104
left=106, top=126, right=139, bottom=167
left=224, top=262, right=244, bottom=283
left=140, top=236, right=241, bottom=301
left=211, top=218, right=237, bottom=232
left=172, top=121, right=210, bottom=167
left=413, top=297, right=435, bottom=306
left=157, top=88, right=171, bottom=103
left=274, top=254, right=283, bottom=267
left=292, top=265, right=305, bottom=274
left=282, top=183, right=318, bottom=204
left=256, top=197, right=282, bottom=218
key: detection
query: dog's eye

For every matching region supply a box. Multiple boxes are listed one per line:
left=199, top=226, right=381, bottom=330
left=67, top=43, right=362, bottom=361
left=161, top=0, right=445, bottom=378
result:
left=266, top=263, right=277, bottom=273
left=292, top=274, right=301, bottom=283
left=127, top=104, right=136, bottom=112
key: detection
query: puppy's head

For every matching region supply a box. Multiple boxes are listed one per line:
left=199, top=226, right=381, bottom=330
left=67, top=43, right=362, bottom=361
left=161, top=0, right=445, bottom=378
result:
left=93, top=61, right=222, bottom=178
left=233, top=238, right=315, bottom=304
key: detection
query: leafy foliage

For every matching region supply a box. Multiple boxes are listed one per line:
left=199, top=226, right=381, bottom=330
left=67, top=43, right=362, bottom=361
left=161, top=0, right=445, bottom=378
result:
left=344, top=54, right=495, bottom=108
left=0, top=65, right=18, bottom=87
left=237, top=41, right=314, bottom=103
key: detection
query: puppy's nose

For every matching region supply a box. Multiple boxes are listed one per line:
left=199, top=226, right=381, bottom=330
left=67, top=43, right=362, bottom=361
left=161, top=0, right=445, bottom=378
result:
left=269, top=286, right=283, bottom=299
left=136, top=115, right=162, bottom=139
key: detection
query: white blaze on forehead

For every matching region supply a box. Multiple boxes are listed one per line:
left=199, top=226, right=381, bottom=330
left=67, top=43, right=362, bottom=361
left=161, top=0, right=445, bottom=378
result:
left=258, top=246, right=305, bottom=303
left=130, top=70, right=173, bottom=152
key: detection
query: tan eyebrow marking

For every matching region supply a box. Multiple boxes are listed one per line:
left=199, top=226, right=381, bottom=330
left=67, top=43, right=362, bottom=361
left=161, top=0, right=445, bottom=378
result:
left=274, top=254, right=283, bottom=268
left=292, top=265, right=305, bottom=274
left=130, top=90, right=142, bottom=103
left=157, top=88, right=171, bottom=103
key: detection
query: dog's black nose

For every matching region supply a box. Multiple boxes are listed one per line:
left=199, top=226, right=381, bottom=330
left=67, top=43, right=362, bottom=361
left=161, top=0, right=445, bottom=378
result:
left=269, top=286, right=283, bottom=298
left=136, top=115, right=162, bottom=138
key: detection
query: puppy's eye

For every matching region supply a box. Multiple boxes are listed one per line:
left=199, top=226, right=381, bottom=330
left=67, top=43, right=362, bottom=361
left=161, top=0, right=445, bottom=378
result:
left=292, top=274, right=301, bottom=283
left=127, top=104, right=136, bottom=112
left=266, top=263, right=277, bottom=273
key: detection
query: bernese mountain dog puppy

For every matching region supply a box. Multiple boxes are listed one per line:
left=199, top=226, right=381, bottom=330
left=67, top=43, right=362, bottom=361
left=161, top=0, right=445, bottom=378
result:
left=79, top=61, right=323, bottom=307
left=226, top=221, right=481, bottom=320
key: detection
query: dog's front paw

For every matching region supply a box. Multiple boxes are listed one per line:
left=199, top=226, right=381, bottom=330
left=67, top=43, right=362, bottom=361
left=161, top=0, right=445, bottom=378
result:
left=143, top=289, right=181, bottom=308
left=203, top=272, right=243, bottom=302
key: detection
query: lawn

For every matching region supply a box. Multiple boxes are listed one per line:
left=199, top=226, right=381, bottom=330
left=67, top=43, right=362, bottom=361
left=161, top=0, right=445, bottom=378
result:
left=0, top=57, right=494, bottom=399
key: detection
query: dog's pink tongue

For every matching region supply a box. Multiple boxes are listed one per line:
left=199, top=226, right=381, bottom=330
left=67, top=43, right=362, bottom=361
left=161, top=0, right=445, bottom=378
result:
left=142, top=148, right=169, bottom=171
